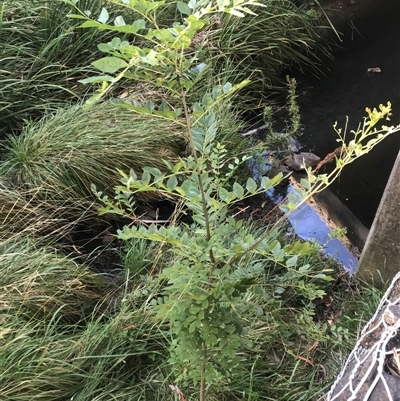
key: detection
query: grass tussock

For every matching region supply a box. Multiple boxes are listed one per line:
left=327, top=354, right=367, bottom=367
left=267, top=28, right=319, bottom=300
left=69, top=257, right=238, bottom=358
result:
left=201, top=0, right=334, bottom=103
left=0, top=239, right=109, bottom=321
left=0, top=0, right=129, bottom=135
left=119, top=82, right=249, bottom=155
left=0, top=239, right=170, bottom=401
left=0, top=96, right=249, bottom=220
left=0, top=101, right=188, bottom=212
left=0, top=184, right=81, bottom=243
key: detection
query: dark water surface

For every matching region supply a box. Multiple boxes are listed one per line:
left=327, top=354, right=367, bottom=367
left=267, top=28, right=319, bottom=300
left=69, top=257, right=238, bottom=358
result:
left=295, top=0, right=400, bottom=227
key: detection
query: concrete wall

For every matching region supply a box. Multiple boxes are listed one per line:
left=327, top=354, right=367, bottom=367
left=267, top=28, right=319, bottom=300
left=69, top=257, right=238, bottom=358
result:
left=356, top=150, right=400, bottom=286
left=315, top=187, right=369, bottom=252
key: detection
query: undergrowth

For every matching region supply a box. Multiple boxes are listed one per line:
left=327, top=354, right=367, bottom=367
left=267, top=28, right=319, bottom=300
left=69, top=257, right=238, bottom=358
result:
left=0, top=1, right=396, bottom=400
left=0, top=234, right=386, bottom=401
left=198, top=0, right=336, bottom=105
left=0, top=0, right=132, bottom=135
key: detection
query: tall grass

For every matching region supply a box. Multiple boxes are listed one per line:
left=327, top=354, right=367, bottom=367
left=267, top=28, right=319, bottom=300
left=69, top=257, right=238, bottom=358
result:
left=121, top=82, right=249, bottom=156
left=0, top=228, right=384, bottom=401
left=200, top=0, right=335, bottom=104
left=0, top=101, right=189, bottom=218
left=0, top=239, right=109, bottom=321
left=0, top=0, right=335, bottom=136
left=0, top=0, right=125, bottom=135
left=0, top=94, right=250, bottom=224
left=0, top=239, right=171, bottom=401
left=0, top=183, right=82, bottom=244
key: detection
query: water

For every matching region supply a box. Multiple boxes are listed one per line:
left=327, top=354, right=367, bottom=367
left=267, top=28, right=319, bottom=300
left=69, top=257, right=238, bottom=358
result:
left=270, top=185, right=358, bottom=272
left=295, top=0, right=400, bottom=227
left=245, top=1, right=399, bottom=272
left=250, top=158, right=358, bottom=272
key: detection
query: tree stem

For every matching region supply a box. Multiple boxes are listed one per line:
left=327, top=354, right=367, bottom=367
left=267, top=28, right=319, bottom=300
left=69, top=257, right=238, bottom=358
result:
left=200, top=371, right=205, bottom=401
left=181, top=89, right=216, bottom=267
left=200, top=342, right=207, bottom=401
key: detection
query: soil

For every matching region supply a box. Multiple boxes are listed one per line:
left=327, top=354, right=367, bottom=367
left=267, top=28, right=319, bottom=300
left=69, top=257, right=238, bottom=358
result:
left=63, top=193, right=282, bottom=275
left=232, top=192, right=283, bottom=225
